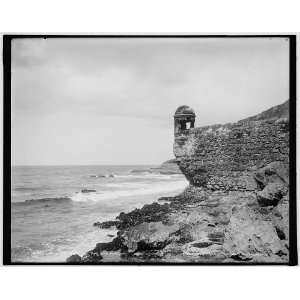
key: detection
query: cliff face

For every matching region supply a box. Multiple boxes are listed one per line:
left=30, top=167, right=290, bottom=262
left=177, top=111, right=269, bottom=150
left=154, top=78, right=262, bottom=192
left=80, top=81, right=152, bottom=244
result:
left=174, top=100, right=289, bottom=191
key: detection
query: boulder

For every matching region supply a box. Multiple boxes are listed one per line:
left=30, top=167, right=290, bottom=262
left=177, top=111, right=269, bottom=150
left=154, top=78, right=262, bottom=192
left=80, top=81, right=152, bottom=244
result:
left=81, top=248, right=103, bottom=262
left=116, top=202, right=170, bottom=230
left=121, top=221, right=180, bottom=253
left=95, top=237, right=126, bottom=252
left=254, top=162, right=289, bottom=188
left=223, top=205, right=287, bottom=260
left=271, top=196, right=289, bottom=247
left=93, top=220, right=120, bottom=228
left=257, top=182, right=288, bottom=207
left=66, top=254, right=82, bottom=263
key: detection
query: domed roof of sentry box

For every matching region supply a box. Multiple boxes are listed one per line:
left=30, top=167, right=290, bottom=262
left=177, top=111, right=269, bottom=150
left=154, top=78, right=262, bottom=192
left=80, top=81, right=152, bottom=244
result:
left=174, top=105, right=195, bottom=117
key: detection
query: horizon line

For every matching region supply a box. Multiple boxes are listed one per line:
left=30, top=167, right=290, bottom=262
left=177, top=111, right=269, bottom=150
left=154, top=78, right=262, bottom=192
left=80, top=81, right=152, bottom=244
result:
left=11, top=163, right=165, bottom=167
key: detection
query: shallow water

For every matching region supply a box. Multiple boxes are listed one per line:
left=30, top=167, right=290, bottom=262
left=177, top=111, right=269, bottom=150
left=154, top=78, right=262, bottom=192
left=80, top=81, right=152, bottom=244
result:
left=11, top=165, right=188, bottom=262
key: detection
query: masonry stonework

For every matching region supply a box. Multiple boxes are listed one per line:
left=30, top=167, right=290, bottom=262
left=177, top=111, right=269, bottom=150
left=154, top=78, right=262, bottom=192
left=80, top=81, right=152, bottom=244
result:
left=174, top=104, right=289, bottom=191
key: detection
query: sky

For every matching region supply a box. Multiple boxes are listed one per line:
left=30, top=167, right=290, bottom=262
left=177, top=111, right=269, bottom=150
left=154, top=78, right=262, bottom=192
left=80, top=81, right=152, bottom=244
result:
left=11, top=37, right=289, bottom=166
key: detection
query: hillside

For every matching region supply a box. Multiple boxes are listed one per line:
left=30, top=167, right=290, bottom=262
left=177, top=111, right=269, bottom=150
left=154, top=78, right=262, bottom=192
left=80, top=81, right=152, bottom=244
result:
left=240, top=100, right=289, bottom=122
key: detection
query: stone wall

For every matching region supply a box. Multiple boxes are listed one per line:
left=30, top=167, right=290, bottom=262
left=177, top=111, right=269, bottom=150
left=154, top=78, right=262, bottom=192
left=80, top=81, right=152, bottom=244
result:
left=174, top=117, right=289, bottom=191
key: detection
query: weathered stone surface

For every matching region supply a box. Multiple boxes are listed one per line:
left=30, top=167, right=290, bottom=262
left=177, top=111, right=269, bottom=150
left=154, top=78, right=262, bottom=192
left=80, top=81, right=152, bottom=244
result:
left=96, top=237, right=126, bottom=252
left=76, top=187, right=289, bottom=263
left=116, top=202, right=170, bottom=230
left=254, top=161, right=289, bottom=188
left=81, top=248, right=103, bottom=262
left=223, top=205, right=288, bottom=261
left=174, top=101, right=289, bottom=190
left=93, top=220, right=120, bottom=229
left=271, top=196, right=289, bottom=249
left=66, top=254, right=82, bottom=263
left=257, top=182, right=288, bottom=206
left=121, top=222, right=180, bottom=253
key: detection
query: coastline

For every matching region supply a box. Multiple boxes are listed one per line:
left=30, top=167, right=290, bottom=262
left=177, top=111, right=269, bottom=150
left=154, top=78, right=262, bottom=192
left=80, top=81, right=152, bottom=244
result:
left=67, top=164, right=289, bottom=264
left=11, top=164, right=187, bottom=263
left=66, top=102, right=290, bottom=264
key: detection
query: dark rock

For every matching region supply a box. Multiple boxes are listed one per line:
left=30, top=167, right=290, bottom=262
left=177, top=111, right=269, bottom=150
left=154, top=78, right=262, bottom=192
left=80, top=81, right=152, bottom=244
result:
left=158, top=195, right=183, bottom=202
left=116, top=202, right=170, bottom=230
left=257, top=183, right=288, bottom=207
left=121, top=221, right=179, bottom=253
left=191, top=241, right=213, bottom=248
left=66, top=254, right=82, bottom=263
left=271, top=199, right=289, bottom=247
left=158, top=196, right=173, bottom=202
left=275, top=250, right=287, bottom=257
left=93, top=220, right=120, bottom=229
left=231, top=253, right=253, bottom=261
left=275, top=226, right=286, bottom=240
left=170, top=225, right=194, bottom=244
left=81, top=189, right=96, bottom=193
left=135, top=240, right=168, bottom=252
left=82, top=248, right=103, bottom=262
left=208, top=232, right=225, bottom=244
left=95, top=237, right=127, bottom=252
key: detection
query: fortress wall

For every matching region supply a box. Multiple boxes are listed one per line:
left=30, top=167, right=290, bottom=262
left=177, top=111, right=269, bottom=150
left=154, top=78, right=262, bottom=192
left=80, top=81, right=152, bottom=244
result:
left=174, top=118, right=289, bottom=191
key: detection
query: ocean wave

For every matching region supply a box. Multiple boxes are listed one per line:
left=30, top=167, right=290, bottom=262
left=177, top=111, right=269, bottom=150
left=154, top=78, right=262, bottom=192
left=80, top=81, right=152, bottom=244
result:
left=13, top=197, right=72, bottom=205
left=14, top=186, right=46, bottom=192
left=71, top=180, right=188, bottom=202
left=11, top=239, right=73, bottom=262
left=115, top=173, right=184, bottom=180
left=11, top=246, right=33, bottom=260
left=89, top=174, right=115, bottom=178
left=129, top=169, right=152, bottom=174
left=104, top=182, right=149, bottom=188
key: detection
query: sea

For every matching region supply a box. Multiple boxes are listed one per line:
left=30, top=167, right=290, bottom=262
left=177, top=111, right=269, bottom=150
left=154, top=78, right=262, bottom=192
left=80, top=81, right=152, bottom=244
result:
left=11, top=165, right=188, bottom=262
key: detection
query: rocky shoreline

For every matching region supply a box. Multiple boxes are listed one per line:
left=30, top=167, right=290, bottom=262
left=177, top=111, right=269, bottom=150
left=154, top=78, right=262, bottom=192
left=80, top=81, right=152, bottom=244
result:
left=66, top=101, right=290, bottom=264
left=66, top=161, right=289, bottom=264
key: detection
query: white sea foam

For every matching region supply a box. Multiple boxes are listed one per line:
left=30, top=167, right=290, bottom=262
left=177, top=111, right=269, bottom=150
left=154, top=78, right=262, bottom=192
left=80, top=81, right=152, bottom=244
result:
left=114, top=173, right=184, bottom=180
left=11, top=165, right=188, bottom=262
left=71, top=180, right=188, bottom=202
